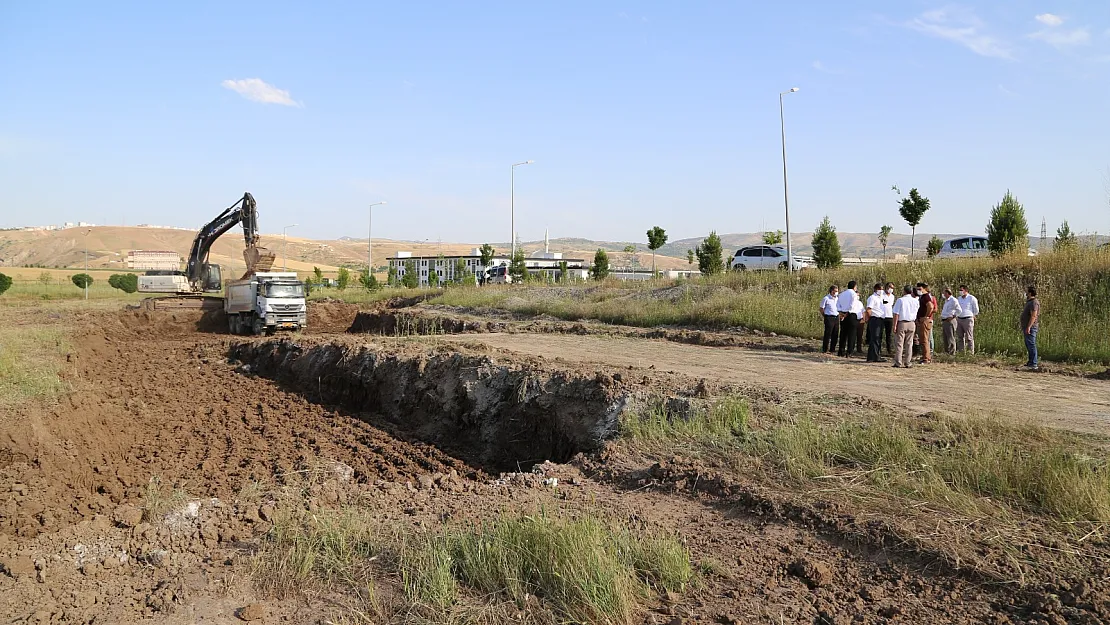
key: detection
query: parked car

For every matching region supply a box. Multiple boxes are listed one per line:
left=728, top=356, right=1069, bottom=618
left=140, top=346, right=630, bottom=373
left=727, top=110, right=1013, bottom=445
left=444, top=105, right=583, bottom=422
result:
left=730, top=245, right=808, bottom=271
left=485, top=264, right=512, bottom=284
left=936, top=236, right=1037, bottom=258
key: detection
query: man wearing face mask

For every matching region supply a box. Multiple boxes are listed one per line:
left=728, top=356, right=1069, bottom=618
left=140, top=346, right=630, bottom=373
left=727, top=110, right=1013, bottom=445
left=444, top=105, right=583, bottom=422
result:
left=915, top=282, right=936, bottom=364
left=939, top=286, right=963, bottom=356
left=956, top=285, right=979, bottom=354
left=881, top=282, right=895, bottom=355
left=864, top=283, right=887, bottom=362
left=836, top=280, right=861, bottom=357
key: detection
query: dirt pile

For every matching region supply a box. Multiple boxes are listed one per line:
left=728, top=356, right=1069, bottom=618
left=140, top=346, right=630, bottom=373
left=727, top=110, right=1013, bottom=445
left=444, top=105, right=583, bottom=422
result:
left=229, top=338, right=662, bottom=472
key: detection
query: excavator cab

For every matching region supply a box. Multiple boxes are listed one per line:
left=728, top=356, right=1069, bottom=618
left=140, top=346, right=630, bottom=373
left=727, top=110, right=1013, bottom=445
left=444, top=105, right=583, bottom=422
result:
left=201, top=263, right=223, bottom=292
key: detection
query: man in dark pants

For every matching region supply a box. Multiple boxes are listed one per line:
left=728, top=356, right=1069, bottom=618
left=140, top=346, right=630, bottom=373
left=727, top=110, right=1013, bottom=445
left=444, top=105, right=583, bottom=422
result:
left=819, top=285, right=840, bottom=354
left=836, top=280, right=860, bottom=357
left=1021, top=285, right=1040, bottom=370
left=881, top=282, right=895, bottom=354
left=864, top=283, right=886, bottom=362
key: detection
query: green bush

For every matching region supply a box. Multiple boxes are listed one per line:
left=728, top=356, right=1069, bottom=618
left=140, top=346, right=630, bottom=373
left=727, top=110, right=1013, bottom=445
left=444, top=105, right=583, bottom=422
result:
left=108, top=273, right=138, bottom=293
left=0, top=272, right=11, bottom=296
left=71, top=273, right=93, bottom=289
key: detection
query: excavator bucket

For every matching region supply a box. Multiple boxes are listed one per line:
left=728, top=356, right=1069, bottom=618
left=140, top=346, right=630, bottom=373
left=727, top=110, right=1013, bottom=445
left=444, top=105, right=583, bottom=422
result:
left=243, top=246, right=276, bottom=276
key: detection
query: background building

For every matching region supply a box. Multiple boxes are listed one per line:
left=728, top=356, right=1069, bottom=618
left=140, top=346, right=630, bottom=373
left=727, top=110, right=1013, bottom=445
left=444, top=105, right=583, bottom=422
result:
left=389, top=248, right=586, bottom=286
left=127, top=250, right=181, bottom=271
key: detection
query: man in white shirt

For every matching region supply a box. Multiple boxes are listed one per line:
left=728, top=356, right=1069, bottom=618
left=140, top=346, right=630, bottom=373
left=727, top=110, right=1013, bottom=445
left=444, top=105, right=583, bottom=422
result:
left=835, top=280, right=861, bottom=357
left=881, top=282, right=896, bottom=355
left=939, top=287, right=963, bottom=356
left=863, top=283, right=887, bottom=362
left=956, top=285, right=980, bottom=354
left=891, top=285, right=920, bottom=368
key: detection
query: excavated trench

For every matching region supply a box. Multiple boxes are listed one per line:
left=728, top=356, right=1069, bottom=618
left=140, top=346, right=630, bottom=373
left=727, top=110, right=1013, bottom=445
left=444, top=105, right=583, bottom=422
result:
left=229, top=339, right=643, bottom=473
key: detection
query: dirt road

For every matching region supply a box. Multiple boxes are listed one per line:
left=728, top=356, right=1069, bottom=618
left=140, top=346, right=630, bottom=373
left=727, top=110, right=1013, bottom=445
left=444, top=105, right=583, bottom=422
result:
left=443, top=333, right=1110, bottom=436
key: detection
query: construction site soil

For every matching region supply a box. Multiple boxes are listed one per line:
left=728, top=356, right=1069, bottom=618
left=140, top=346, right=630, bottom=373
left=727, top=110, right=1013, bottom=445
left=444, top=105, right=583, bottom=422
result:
left=0, top=301, right=1106, bottom=624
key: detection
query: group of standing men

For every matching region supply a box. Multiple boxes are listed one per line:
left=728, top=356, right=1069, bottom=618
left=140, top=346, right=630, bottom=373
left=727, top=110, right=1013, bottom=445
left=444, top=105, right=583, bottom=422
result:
left=820, top=281, right=985, bottom=368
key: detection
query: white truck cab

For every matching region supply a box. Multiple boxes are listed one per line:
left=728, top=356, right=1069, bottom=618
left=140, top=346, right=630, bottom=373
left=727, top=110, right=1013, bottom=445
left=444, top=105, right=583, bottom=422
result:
left=224, top=272, right=307, bottom=335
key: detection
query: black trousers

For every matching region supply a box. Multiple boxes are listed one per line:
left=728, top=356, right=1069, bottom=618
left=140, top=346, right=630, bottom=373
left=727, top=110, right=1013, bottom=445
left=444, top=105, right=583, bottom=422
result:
left=838, top=313, right=859, bottom=355
left=822, top=315, right=839, bottom=353
left=867, top=316, right=885, bottom=361
left=882, top=318, right=894, bottom=353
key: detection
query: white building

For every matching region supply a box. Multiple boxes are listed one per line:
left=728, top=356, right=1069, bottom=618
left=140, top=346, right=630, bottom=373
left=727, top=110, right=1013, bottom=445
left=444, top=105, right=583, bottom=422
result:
left=388, top=247, right=587, bottom=286
left=127, top=250, right=181, bottom=271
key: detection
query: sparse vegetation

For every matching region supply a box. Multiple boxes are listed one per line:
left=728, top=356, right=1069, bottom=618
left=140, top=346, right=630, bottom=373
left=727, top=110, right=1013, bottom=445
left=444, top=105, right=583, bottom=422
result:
left=336, top=267, right=351, bottom=290
left=1054, top=221, right=1077, bottom=251
left=0, top=324, right=71, bottom=406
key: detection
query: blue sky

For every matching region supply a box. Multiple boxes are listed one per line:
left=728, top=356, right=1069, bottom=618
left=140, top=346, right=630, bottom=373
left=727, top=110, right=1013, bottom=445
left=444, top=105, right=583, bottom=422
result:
left=2, top=1, right=1108, bottom=243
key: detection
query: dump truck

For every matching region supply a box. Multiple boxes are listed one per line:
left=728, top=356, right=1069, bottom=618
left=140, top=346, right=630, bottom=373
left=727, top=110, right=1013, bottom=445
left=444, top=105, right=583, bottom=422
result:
left=224, top=272, right=307, bottom=335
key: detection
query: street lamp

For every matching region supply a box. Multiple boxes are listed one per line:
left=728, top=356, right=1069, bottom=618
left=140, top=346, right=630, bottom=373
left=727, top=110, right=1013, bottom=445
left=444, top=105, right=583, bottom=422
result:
left=83, top=229, right=92, bottom=300
left=779, top=87, right=799, bottom=273
left=282, top=224, right=298, bottom=271
left=367, top=201, right=386, bottom=279
left=511, top=160, right=534, bottom=259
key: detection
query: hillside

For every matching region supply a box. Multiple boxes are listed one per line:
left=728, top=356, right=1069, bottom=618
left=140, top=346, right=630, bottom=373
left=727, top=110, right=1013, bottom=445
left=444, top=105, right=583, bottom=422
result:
left=3, top=227, right=1096, bottom=276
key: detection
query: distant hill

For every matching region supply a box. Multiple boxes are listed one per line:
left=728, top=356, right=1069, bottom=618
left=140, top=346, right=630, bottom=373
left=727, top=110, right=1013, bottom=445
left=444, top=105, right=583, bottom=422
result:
left=1, top=227, right=1101, bottom=275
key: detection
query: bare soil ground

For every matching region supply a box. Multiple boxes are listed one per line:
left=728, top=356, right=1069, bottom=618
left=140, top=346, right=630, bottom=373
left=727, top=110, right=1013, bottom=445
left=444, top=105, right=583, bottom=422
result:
left=1, top=302, right=1107, bottom=624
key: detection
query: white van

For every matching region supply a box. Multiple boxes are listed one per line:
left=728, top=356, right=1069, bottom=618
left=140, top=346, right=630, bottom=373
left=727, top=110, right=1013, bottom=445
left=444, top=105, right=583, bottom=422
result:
left=936, top=236, right=990, bottom=258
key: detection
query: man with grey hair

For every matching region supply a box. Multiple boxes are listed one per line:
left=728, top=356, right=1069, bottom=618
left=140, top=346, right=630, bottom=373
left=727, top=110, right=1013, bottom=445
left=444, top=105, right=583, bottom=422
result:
left=939, top=286, right=963, bottom=356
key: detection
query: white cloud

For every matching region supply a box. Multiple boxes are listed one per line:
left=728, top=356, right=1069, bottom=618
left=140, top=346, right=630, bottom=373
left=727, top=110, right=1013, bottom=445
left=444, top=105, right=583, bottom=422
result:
left=908, top=7, right=1013, bottom=59
left=1029, top=27, right=1090, bottom=47
left=1035, top=13, right=1063, bottom=27
left=221, top=78, right=301, bottom=107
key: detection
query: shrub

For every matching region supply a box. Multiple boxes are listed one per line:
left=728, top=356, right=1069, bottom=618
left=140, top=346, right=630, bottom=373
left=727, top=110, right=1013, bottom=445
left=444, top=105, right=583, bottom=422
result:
left=926, top=235, right=944, bottom=258
left=695, top=231, right=725, bottom=275
left=108, top=273, right=138, bottom=293
left=336, top=267, right=351, bottom=290
left=986, top=191, right=1030, bottom=257
left=811, top=216, right=842, bottom=269
left=591, top=249, right=610, bottom=280
left=1054, top=221, right=1077, bottom=251
left=0, top=272, right=11, bottom=296
left=71, top=273, right=93, bottom=289
left=402, top=260, right=419, bottom=289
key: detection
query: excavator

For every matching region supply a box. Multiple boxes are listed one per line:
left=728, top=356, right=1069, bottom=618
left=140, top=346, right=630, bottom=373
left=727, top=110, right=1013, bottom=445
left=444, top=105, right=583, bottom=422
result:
left=139, top=192, right=277, bottom=308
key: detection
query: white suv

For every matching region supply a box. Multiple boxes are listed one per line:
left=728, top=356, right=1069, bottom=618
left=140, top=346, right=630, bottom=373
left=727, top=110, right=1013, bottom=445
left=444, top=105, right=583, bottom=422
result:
left=730, top=245, right=807, bottom=271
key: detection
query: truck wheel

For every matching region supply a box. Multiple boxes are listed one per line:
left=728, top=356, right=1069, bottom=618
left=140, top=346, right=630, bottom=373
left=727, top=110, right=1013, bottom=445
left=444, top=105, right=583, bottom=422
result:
left=228, top=315, right=237, bottom=334
left=252, top=318, right=264, bottom=336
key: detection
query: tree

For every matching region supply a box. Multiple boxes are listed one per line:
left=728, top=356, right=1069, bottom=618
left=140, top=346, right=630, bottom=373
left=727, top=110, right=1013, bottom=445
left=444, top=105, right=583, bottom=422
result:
left=38, top=272, right=51, bottom=286
left=558, top=260, right=569, bottom=283
left=427, top=267, right=439, bottom=288
left=810, top=216, right=843, bottom=269
left=623, top=244, right=638, bottom=269
left=926, top=235, right=944, bottom=258
left=388, top=265, right=399, bottom=287
left=985, top=190, right=1030, bottom=257
left=71, top=273, right=93, bottom=289
left=1054, top=220, right=1077, bottom=251
left=509, top=247, right=527, bottom=283
left=336, top=267, right=350, bottom=290
left=646, top=226, right=668, bottom=274
left=686, top=249, right=695, bottom=266
left=591, top=249, right=610, bottom=280
left=762, top=229, right=784, bottom=245
left=0, top=272, right=11, bottom=296
left=453, top=258, right=470, bottom=285
left=358, top=268, right=379, bottom=290
left=108, top=273, right=138, bottom=293
left=479, top=243, right=496, bottom=268
left=896, top=187, right=931, bottom=257
left=402, top=260, right=419, bottom=289
left=313, top=266, right=323, bottom=283
left=695, top=231, right=725, bottom=275
left=878, top=225, right=893, bottom=260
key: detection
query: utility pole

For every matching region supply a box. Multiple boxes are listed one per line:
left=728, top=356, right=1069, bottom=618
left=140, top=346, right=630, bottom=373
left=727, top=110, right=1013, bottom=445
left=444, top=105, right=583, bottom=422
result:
left=778, top=88, right=799, bottom=273
left=368, top=202, right=386, bottom=278
left=83, top=229, right=91, bottom=300
left=511, top=160, right=534, bottom=259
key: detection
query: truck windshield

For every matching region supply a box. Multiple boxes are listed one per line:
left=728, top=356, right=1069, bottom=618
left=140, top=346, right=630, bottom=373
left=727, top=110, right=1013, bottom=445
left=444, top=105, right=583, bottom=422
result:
left=264, top=283, right=304, bottom=298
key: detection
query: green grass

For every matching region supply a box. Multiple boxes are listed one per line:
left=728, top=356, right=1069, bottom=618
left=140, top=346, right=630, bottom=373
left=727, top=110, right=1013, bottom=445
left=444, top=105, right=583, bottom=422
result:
left=620, top=397, right=1110, bottom=523
left=1, top=278, right=146, bottom=302
left=254, top=507, right=691, bottom=624
left=0, top=324, right=71, bottom=406
left=425, top=250, right=1110, bottom=364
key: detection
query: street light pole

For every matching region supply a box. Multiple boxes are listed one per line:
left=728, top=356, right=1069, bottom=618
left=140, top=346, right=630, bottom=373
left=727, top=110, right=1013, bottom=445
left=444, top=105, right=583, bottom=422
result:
left=511, top=160, right=534, bottom=259
left=367, top=202, right=386, bottom=279
left=84, top=229, right=91, bottom=300
left=779, top=87, right=799, bottom=273
left=282, top=224, right=298, bottom=271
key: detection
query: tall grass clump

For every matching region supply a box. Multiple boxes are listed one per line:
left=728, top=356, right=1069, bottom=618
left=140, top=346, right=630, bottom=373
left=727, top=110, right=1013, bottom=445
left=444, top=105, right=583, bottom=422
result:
left=749, top=414, right=1110, bottom=522
left=621, top=397, right=748, bottom=444
left=446, top=513, right=690, bottom=624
